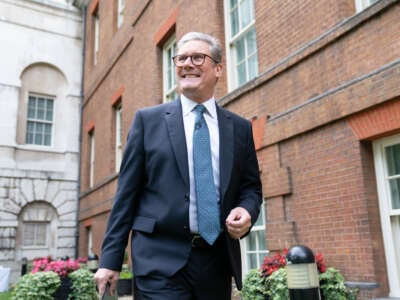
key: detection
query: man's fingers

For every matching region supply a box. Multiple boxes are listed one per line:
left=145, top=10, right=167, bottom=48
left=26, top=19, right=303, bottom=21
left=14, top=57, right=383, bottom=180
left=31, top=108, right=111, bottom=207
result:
left=94, top=268, right=120, bottom=299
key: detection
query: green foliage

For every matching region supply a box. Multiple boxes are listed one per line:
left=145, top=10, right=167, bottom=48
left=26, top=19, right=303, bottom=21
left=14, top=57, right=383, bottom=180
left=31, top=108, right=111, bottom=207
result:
left=119, top=264, right=133, bottom=279
left=68, top=268, right=98, bottom=300
left=243, top=266, right=359, bottom=300
left=241, top=269, right=268, bottom=300
left=319, top=267, right=358, bottom=300
left=266, top=268, right=289, bottom=300
left=0, top=291, right=12, bottom=300
left=12, top=271, right=60, bottom=300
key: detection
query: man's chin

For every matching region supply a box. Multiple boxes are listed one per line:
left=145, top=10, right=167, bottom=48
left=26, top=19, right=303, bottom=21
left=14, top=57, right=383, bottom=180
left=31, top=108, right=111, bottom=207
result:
left=180, top=85, right=199, bottom=95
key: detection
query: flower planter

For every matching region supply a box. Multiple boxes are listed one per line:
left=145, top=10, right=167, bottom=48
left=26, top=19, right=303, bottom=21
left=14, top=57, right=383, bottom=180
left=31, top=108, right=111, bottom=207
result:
left=54, top=277, right=71, bottom=300
left=117, top=278, right=133, bottom=296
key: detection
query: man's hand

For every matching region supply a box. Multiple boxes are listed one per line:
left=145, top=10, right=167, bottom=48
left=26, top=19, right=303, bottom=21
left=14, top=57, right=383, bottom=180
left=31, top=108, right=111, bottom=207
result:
left=94, top=268, right=119, bottom=299
left=225, top=207, right=252, bottom=239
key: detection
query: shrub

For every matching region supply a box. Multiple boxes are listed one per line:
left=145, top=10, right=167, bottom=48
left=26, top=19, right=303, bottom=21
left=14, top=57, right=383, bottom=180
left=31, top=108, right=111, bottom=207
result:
left=265, top=268, right=289, bottom=300
left=241, top=269, right=268, bottom=300
left=68, top=268, right=97, bottom=300
left=319, top=267, right=358, bottom=300
left=12, top=271, right=60, bottom=300
left=242, top=251, right=358, bottom=300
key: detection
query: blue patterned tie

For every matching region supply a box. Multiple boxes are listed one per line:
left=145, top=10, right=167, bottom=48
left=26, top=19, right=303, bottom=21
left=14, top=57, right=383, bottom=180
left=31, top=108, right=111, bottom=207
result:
left=193, top=104, right=221, bottom=245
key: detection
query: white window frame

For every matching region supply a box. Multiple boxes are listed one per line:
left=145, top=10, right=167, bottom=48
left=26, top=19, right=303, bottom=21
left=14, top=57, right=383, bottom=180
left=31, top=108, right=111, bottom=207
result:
left=162, top=35, right=177, bottom=103
left=355, top=0, right=379, bottom=12
left=87, top=226, right=93, bottom=256
left=25, top=93, right=54, bottom=147
left=240, top=203, right=268, bottom=275
left=89, top=132, right=95, bottom=188
left=224, top=0, right=259, bottom=91
left=373, top=134, right=400, bottom=297
left=20, top=202, right=55, bottom=250
left=115, top=104, right=123, bottom=172
left=94, top=12, right=100, bottom=65
left=117, top=0, right=125, bottom=28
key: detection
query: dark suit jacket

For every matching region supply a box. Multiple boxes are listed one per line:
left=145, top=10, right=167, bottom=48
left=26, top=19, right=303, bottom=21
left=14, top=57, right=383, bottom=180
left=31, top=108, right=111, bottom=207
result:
left=99, top=98, right=262, bottom=289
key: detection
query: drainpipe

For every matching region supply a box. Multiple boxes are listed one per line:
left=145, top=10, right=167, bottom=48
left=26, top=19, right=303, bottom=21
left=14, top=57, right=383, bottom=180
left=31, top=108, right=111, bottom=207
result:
left=74, top=1, right=88, bottom=259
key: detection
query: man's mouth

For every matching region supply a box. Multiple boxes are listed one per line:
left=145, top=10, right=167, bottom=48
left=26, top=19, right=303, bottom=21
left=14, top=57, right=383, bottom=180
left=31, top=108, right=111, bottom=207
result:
left=182, top=74, right=200, bottom=78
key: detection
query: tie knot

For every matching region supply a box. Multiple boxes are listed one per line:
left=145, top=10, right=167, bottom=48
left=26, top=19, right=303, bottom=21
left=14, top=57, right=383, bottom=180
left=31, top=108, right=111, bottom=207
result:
left=194, top=104, right=206, bottom=115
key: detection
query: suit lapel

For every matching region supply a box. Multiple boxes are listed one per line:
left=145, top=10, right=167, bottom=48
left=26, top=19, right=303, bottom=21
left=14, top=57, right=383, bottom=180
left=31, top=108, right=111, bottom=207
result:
left=165, top=99, right=190, bottom=188
left=217, top=106, right=234, bottom=201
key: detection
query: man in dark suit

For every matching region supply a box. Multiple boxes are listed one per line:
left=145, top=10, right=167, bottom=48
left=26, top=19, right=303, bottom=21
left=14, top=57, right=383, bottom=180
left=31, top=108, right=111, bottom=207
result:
left=95, top=32, right=262, bottom=300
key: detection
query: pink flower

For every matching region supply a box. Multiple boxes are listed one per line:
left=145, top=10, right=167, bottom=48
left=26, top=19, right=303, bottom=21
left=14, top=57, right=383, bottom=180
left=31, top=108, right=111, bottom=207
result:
left=30, top=256, right=81, bottom=277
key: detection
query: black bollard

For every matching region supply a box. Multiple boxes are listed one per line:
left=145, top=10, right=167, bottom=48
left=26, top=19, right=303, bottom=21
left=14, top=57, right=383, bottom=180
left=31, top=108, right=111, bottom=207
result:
left=286, top=245, right=321, bottom=300
left=21, top=257, right=27, bottom=276
left=88, top=253, right=99, bottom=273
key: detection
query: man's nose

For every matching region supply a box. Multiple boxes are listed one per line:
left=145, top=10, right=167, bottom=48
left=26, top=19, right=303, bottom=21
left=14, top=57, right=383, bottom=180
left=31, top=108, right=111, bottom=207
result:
left=182, top=56, right=194, bottom=66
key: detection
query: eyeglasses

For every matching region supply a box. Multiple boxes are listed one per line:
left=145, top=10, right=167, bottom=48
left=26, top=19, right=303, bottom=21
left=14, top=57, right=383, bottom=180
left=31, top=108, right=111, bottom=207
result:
left=172, top=53, right=219, bottom=67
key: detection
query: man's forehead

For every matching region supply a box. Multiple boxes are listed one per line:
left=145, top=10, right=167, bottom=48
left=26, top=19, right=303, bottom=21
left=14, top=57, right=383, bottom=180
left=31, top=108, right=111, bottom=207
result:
left=178, top=40, right=211, bottom=54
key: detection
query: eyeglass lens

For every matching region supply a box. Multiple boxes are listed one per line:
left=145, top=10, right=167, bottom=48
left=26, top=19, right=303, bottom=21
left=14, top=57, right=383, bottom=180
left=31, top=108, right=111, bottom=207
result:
left=174, top=54, right=206, bottom=66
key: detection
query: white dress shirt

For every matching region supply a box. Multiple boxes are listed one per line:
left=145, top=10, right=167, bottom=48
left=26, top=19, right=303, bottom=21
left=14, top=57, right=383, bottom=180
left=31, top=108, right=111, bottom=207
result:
left=180, top=95, right=220, bottom=233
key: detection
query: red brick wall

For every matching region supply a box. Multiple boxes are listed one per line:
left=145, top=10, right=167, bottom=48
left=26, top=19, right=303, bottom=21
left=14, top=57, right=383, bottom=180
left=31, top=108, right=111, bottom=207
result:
left=255, top=0, right=355, bottom=71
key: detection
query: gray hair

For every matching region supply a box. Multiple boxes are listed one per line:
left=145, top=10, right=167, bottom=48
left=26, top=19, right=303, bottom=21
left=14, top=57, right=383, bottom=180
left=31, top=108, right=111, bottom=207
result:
left=177, top=32, right=222, bottom=63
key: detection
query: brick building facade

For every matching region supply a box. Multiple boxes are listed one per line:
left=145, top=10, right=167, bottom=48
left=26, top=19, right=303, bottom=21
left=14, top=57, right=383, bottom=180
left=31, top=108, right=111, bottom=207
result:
left=76, top=0, right=400, bottom=298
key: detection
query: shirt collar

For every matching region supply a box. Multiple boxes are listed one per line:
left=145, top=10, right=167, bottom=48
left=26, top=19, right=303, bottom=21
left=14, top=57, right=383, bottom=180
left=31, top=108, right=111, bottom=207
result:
left=181, top=94, right=217, bottom=119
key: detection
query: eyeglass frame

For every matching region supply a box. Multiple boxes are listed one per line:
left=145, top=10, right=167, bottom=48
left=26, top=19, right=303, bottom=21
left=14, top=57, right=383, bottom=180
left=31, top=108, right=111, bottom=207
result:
left=172, top=53, right=220, bottom=67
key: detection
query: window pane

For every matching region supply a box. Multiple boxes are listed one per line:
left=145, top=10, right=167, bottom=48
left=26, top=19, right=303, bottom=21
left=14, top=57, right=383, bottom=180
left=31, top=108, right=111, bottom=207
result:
left=34, top=134, right=42, bottom=145
left=46, top=100, right=53, bottom=121
left=249, top=0, right=255, bottom=21
left=27, top=121, right=34, bottom=132
left=259, top=253, right=266, bottom=265
left=254, top=207, right=264, bottom=227
left=44, top=123, right=51, bottom=134
left=44, top=134, right=51, bottom=146
left=389, top=178, right=400, bottom=209
left=386, top=144, right=400, bottom=176
left=28, top=98, right=36, bottom=118
left=230, top=7, right=239, bottom=36
left=26, top=133, right=33, bottom=144
left=247, top=253, right=258, bottom=270
left=247, top=28, right=257, bottom=54
left=37, top=98, right=45, bottom=119
left=23, top=225, right=34, bottom=246
left=237, top=63, right=246, bottom=86
left=240, top=0, right=252, bottom=28
left=235, top=38, right=245, bottom=62
left=35, top=224, right=47, bottom=246
left=36, top=123, right=44, bottom=134
left=246, top=231, right=256, bottom=250
left=248, top=54, right=258, bottom=80
left=257, top=230, right=266, bottom=249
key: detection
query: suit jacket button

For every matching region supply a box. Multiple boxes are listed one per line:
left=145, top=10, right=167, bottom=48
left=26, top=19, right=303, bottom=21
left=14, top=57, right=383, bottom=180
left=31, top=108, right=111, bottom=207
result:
left=184, top=193, right=189, bottom=201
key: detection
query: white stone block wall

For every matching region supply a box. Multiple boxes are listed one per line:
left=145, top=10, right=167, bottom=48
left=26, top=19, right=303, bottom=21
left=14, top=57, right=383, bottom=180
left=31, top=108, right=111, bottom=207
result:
left=0, top=0, right=83, bottom=286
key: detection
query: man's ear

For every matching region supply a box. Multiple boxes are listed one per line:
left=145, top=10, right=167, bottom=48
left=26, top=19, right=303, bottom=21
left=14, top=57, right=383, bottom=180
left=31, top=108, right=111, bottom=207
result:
left=215, top=63, right=223, bottom=78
